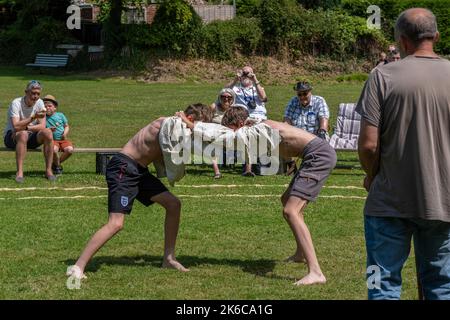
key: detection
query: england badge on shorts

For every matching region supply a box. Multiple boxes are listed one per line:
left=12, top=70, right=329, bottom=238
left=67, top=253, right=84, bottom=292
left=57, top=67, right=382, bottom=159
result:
left=120, top=196, right=129, bottom=207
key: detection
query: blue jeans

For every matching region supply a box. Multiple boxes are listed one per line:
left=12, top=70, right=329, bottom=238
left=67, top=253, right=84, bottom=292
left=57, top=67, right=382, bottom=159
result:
left=365, top=215, right=450, bottom=300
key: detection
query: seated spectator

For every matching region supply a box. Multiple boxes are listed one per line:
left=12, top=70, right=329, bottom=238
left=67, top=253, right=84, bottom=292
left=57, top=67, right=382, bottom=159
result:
left=3, top=80, right=55, bottom=183
left=209, top=88, right=235, bottom=179
left=226, top=66, right=268, bottom=120
left=226, top=66, right=268, bottom=176
left=284, top=81, right=329, bottom=138
left=210, top=88, right=235, bottom=124
left=283, top=81, right=330, bottom=175
left=43, top=95, right=73, bottom=175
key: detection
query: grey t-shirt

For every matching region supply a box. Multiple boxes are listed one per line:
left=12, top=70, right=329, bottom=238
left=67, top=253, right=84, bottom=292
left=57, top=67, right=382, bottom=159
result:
left=356, top=55, right=450, bottom=222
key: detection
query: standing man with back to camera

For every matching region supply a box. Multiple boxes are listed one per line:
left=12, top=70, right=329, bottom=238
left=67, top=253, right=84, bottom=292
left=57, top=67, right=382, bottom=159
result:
left=357, top=8, right=450, bottom=300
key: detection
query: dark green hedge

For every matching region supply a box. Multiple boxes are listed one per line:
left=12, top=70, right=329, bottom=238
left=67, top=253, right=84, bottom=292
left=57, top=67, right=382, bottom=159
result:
left=341, top=0, right=450, bottom=54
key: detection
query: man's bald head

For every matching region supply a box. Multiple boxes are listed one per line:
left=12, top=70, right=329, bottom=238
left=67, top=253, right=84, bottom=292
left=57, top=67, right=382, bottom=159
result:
left=242, top=66, right=253, bottom=74
left=395, top=8, right=438, bottom=46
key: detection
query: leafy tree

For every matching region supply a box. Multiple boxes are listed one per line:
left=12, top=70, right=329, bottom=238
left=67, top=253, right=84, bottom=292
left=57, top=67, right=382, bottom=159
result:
left=297, top=0, right=341, bottom=10
left=149, top=0, right=202, bottom=55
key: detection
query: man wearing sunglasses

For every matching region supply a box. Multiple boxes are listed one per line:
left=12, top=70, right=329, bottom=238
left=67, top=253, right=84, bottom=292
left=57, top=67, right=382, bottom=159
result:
left=283, top=82, right=330, bottom=175
left=3, top=80, right=56, bottom=183
left=283, top=81, right=330, bottom=140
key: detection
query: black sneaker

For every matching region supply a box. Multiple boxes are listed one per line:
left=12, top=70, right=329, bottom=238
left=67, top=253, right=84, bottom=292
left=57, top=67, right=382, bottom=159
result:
left=54, top=166, right=63, bottom=175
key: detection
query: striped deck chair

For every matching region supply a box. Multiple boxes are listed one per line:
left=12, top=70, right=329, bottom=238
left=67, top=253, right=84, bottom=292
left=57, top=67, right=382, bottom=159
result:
left=329, top=103, right=361, bottom=151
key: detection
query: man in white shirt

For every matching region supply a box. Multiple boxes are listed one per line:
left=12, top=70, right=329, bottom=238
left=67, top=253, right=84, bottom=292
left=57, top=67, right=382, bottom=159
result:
left=3, top=80, right=55, bottom=183
left=226, top=66, right=268, bottom=175
left=226, top=66, right=268, bottom=120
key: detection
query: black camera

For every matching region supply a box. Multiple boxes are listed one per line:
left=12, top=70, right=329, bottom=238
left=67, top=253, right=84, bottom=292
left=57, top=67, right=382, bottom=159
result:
left=247, top=100, right=257, bottom=109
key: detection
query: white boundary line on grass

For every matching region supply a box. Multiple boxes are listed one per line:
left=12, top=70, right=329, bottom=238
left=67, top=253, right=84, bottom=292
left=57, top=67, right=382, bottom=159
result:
left=0, top=186, right=108, bottom=192
left=0, top=185, right=364, bottom=192
left=0, top=194, right=367, bottom=200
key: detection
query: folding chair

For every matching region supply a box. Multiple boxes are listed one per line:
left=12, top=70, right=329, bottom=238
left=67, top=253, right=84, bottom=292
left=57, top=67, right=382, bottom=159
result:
left=329, top=103, right=361, bottom=151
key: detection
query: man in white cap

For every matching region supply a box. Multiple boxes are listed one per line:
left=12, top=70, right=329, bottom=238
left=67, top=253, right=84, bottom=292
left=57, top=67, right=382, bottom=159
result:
left=3, top=80, right=56, bottom=182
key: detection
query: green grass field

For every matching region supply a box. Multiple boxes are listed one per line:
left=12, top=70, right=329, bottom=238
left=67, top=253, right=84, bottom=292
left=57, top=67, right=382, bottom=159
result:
left=0, top=67, right=420, bottom=299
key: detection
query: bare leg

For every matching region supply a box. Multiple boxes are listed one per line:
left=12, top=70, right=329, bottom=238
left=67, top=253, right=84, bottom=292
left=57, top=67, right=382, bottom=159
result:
left=72, top=212, right=125, bottom=276
left=14, top=131, right=28, bottom=179
left=281, top=189, right=305, bottom=263
left=59, top=146, right=73, bottom=163
left=212, top=158, right=221, bottom=178
left=151, top=191, right=189, bottom=272
left=53, top=145, right=60, bottom=167
left=283, top=195, right=326, bottom=285
left=37, top=129, right=54, bottom=177
left=242, top=163, right=255, bottom=176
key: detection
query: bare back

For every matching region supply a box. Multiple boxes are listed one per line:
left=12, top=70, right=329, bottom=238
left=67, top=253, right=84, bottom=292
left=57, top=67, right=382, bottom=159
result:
left=263, top=120, right=316, bottom=158
left=121, top=117, right=165, bottom=167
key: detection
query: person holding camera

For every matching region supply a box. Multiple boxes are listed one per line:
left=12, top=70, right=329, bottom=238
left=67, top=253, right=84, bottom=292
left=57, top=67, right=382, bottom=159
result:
left=226, top=66, right=268, bottom=120
left=226, top=66, right=268, bottom=176
left=283, top=81, right=330, bottom=175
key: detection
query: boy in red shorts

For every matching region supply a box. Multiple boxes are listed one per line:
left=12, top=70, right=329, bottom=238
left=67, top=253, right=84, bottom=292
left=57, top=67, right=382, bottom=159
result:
left=43, top=95, right=73, bottom=175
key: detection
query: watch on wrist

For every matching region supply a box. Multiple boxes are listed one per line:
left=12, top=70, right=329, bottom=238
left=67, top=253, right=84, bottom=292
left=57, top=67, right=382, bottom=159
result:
left=317, top=129, right=327, bottom=139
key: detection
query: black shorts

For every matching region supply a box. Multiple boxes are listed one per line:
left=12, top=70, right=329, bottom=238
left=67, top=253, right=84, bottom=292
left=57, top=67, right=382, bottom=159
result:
left=4, top=130, right=41, bottom=149
left=288, top=137, right=337, bottom=202
left=106, top=153, right=168, bottom=214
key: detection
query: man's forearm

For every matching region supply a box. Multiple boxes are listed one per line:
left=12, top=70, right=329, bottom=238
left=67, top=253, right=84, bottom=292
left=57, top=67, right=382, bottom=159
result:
left=27, top=122, right=45, bottom=132
left=358, top=120, right=380, bottom=179
left=254, top=82, right=267, bottom=102
left=358, top=148, right=379, bottom=179
left=13, top=117, right=34, bottom=131
left=319, top=118, right=328, bottom=131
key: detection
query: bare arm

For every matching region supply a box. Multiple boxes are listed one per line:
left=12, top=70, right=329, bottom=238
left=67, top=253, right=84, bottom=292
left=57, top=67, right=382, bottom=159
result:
left=319, top=117, right=329, bottom=131
left=27, top=116, right=46, bottom=132
left=175, top=112, right=194, bottom=130
left=358, top=119, right=380, bottom=191
left=225, top=72, right=241, bottom=88
left=62, top=125, right=70, bottom=140
left=11, top=116, right=34, bottom=132
left=11, top=110, right=46, bottom=132
left=249, top=73, right=267, bottom=102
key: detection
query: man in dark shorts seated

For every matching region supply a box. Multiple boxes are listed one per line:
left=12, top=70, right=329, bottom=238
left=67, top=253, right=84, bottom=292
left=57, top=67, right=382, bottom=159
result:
left=67, top=104, right=213, bottom=280
left=3, top=80, right=55, bottom=183
left=221, top=107, right=337, bottom=285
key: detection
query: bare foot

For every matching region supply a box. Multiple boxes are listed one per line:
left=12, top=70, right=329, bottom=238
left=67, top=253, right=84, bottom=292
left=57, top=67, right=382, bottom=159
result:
left=162, top=259, right=190, bottom=272
left=294, top=272, right=326, bottom=286
left=66, top=265, right=87, bottom=280
left=285, top=254, right=306, bottom=264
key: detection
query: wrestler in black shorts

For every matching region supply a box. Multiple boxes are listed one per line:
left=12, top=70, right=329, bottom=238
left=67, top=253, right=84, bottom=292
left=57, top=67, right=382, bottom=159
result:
left=106, top=153, right=168, bottom=214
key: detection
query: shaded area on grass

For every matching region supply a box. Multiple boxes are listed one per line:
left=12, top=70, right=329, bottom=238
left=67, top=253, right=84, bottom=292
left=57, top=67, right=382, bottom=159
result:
left=64, top=254, right=294, bottom=280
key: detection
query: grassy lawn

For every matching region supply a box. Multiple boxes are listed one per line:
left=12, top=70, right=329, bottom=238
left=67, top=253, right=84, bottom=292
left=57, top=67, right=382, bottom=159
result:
left=0, top=67, right=419, bottom=300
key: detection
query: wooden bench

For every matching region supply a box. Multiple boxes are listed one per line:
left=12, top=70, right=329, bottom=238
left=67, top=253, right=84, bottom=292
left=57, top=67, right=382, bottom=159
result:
left=0, top=147, right=121, bottom=174
left=25, top=54, right=70, bottom=69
